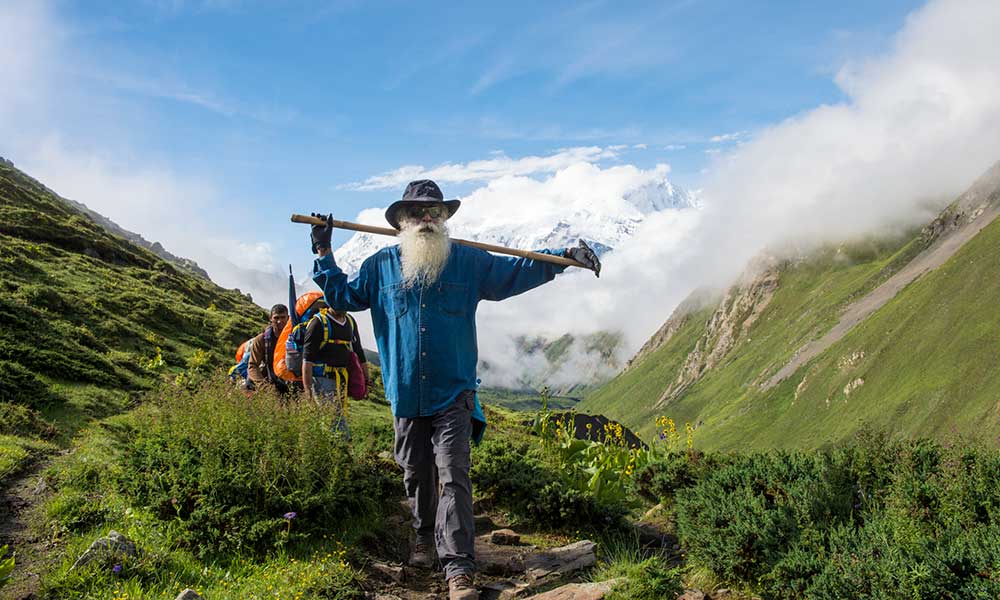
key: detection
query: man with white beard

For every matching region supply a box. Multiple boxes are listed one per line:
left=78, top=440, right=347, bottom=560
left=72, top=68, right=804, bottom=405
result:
left=310, top=179, right=599, bottom=600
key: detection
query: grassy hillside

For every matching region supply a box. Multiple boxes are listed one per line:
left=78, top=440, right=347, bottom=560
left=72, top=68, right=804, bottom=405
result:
left=583, top=230, right=933, bottom=445
left=0, top=162, right=266, bottom=481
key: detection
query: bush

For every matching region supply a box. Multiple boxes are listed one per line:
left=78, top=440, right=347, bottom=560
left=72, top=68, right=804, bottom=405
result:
left=113, top=381, right=397, bottom=557
left=0, top=402, right=56, bottom=437
left=634, top=451, right=717, bottom=503
left=471, top=439, right=624, bottom=529
left=675, top=451, right=854, bottom=585
left=674, top=436, right=1000, bottom=598
left=0, top=360, right=59, bottom=407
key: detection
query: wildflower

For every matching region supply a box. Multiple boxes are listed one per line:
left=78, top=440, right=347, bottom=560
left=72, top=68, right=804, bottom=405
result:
left=112, top=563, right=122, bottom=575
left=284, top=511, right=297, bottom=520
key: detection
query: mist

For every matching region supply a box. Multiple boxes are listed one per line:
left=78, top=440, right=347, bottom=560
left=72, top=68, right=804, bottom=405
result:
left=471, top=0, right=1000, bottom=387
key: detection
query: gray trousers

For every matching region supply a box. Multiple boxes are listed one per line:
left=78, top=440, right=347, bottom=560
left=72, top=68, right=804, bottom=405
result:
left=393, top=391, right=476, bottom=580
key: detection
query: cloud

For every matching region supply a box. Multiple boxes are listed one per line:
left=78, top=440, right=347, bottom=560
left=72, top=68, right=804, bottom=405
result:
left=480, top=0, right=1000, bottom=363
left=708, top=131, right=748, bottom=143
left=0, top=0, right=287, bottom=309
left=340, top=146, right=623, bottom=191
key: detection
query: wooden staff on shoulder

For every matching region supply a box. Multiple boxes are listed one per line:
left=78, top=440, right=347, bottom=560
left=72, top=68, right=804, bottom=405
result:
left=290, top=213, right=588, bottom=269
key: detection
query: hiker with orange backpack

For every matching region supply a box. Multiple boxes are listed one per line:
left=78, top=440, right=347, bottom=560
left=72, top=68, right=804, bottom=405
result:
left=247, top=303, right=291, bottom=393
left=301, top=302, right=368, bottom=437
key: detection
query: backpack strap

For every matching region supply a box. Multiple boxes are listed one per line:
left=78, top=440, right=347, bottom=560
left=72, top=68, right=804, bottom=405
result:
left=313, top=312, right=352, bottom=350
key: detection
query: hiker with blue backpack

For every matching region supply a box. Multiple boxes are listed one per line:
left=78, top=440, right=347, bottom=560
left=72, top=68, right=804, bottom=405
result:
left=308, top=179, right=600, bottom=600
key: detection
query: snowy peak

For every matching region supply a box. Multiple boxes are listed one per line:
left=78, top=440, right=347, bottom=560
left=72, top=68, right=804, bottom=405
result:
left=624, top=179, right=696, bottom=213
left=334, top=173, right=696, bottom=276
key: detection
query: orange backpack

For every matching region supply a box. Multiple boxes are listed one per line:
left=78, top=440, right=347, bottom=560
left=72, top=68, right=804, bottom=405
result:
left=272, top=290, right=325, bottom=382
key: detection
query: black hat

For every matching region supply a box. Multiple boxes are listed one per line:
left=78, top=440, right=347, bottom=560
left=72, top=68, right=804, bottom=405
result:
left=384, top=179, right=461, bottom=230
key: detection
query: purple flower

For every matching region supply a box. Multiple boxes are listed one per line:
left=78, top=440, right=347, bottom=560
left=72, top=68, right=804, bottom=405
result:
left=112, top=564, right=122, bottom=575
left=659, top=432, right=666, bottom=440
left=283, top=511, right=297, bottom=520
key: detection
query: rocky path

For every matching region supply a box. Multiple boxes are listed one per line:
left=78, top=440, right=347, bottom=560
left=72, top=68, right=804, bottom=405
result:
left=0, top=460, right=59, bottom=600
left=363, top=500, right=683, bottom=600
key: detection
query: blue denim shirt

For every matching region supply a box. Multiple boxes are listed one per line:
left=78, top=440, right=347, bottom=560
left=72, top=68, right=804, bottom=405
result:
left=313, top=242, right=568, bottom=436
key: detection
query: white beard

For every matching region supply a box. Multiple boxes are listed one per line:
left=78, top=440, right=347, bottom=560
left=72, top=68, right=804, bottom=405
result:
left=398, top=220, right=451, bottom=288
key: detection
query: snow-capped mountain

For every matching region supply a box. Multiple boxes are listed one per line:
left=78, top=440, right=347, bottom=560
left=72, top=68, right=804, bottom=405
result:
left=334, top=175, right=696, bottom=276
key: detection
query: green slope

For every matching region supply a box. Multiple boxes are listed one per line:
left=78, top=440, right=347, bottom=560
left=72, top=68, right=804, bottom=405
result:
left=583, top=232, right=927, bottom=445
left=0, top=162, right=266, bottom=479
left=584, top=190, right=1000, bottom=450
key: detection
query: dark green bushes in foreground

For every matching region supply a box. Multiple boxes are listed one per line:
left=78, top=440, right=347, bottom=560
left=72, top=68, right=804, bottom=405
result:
left=471, top=438, right=626, bottom=529
left=103, top=381, right=397, bottom=557
left=642, top=432, right=1000, bottom=598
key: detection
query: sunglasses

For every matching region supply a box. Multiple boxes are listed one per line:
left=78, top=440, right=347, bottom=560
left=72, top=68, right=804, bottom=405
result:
left=406, top=205, right=446, bottom=219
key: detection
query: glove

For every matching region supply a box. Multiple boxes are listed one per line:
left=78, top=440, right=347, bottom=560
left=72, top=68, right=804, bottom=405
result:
left=310, top=212, right=333, bottom=254
left=566, top=239, right=601, bottom=278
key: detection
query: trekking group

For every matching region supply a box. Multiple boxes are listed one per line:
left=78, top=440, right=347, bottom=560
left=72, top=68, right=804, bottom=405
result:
left=230, top=179, right=600, bottom=600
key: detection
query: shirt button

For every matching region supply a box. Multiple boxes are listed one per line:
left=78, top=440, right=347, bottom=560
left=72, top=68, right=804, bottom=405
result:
left=421, top=375, right=426, bottom=379
left=420, top=327, right=426, bottom=332
left=421, top=352, right=426, bottom=357
left=421, top=304, right=426, bottom=308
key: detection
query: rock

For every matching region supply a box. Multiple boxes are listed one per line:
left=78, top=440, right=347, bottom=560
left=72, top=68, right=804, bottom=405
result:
left=71, top=530, right=138, bottom=570
left=477, top=546, right=525, bottom=576
left=370, top=561, right=405, bottom=583
left=474, top=513, right=496, bottom=531
left=524, top=540, right=597, bottom=580
left=529, top=579, right=620, bottom=599
left=678, top=590, right=705, bottom=600
left=490, top=529, right=521, bottom=545
left=642, top=502, right=665, bottom=520
left=481, top=578, right=532, bottom=599
left=174, top=590, right=202, bottom=600
left=713, top=589, right=732, bottom=598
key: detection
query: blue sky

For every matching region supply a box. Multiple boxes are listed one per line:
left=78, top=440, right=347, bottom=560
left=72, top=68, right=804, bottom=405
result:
left=2, top=0, right=927, bottom=293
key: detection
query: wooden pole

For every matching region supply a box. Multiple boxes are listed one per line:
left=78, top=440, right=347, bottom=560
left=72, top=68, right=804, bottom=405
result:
left=290, top=213, right=587, bottom=269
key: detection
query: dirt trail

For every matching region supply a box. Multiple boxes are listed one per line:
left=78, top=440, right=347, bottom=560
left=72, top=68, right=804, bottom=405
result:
left=0, top=460, right=59, bottom=600
left=764, top=165, right=1000, bottom=389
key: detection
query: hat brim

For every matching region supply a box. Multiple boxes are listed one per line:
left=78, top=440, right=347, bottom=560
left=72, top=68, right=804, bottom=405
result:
left=385, top=198, right=460, bottom=230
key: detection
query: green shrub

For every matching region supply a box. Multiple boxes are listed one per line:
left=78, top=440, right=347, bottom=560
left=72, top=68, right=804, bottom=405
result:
left=0, top=545, right=14, bottom=589
left=0, top=360, right=59, bottom=407
left=634, top=451, right=718, bottom=503
left=471, top=439, right=624, bottom=529
left=675, top=451, right=854, bottom=585
left=0, top=402, right=56, bottom=437
left=112, top=381, right=396, bottom=557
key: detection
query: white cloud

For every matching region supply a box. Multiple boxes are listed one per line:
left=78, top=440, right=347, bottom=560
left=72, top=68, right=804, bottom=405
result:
left=0, top=1, right=286, bottom=309
left=489, top=0, right=1000, bottom=360
left=340, top=146, right=622, bottom=191
left=708, top=131, right=748, bottom=143
left=663, top=144, right=687, bottom=151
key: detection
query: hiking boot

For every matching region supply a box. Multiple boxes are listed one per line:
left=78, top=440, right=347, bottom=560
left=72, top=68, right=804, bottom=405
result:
left=408, top=541, right=436, bottom=569
left=448, top=573, right=478, bottom=600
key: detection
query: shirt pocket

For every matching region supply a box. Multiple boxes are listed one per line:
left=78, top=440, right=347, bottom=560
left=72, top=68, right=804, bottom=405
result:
left=379, top=283, right=409, bottom=318
left=435, top=281, right=469, bottom=317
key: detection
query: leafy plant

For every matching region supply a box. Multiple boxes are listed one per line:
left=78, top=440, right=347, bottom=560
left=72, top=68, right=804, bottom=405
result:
left=0, top=544, right=13, bottom=588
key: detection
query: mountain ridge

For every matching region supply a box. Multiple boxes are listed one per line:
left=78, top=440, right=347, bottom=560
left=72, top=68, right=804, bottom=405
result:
left=583, top=160, right=1000, bottom=449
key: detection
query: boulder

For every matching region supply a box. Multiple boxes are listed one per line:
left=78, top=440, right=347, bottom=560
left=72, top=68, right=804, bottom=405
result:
left=174, top=590, right=202, bottom=600
left=524, top=540, right=597, bottom=580
left=490, top=529, right=521, bottom=545
left=678, top=590, right=705, bottom=600
left=70, top=530, right=138, bottom=570
left=370, top=561, right=405, bottom=583
left=529, top=579, right=620, bottom=600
